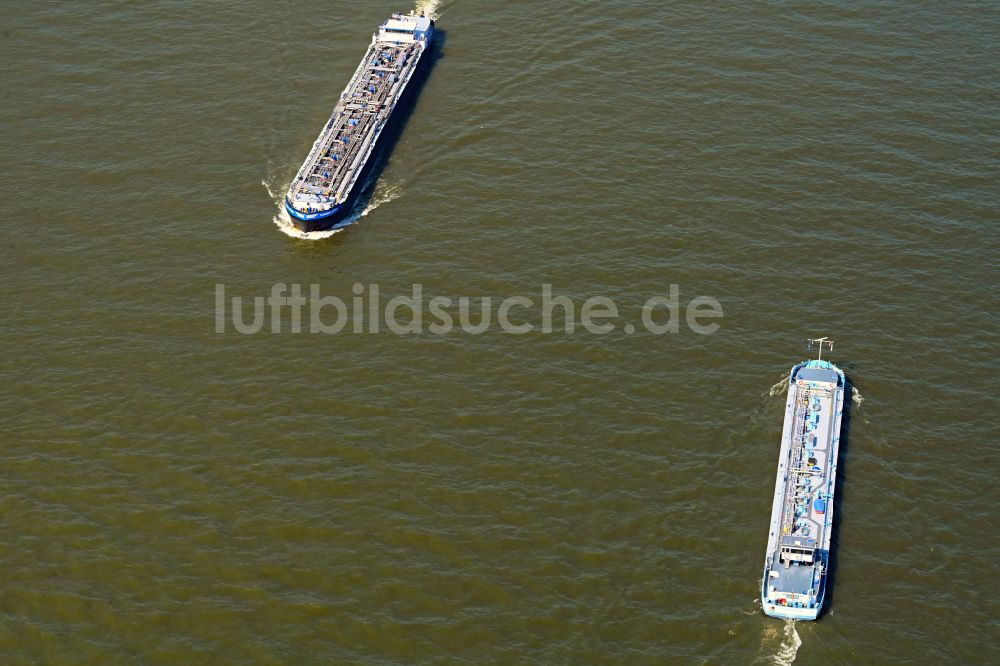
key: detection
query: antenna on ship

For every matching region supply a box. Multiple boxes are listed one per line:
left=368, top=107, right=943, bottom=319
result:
left=807, top=337, right=834, bottom=361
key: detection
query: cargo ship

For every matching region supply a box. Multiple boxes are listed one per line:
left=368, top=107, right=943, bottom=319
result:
left=761, top=338, right=845, bottom=620
left=284, top=12, right=434, bottom=232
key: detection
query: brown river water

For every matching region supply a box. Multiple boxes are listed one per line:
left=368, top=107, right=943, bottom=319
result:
left=2, top=0, right=997, bottom=663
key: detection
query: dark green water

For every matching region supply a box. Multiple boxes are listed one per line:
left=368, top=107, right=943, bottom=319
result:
left=2, top=1, right=998, bottom=663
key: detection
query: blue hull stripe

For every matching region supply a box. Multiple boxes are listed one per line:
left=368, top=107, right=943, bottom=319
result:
left=285, top=199, right=342, bottom=221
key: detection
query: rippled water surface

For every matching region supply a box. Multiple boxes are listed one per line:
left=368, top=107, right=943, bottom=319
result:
left=2, top=1, right=998, bottom=663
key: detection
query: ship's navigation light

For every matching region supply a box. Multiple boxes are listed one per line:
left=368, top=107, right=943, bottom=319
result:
left=807, top=337, right=834, bottom=361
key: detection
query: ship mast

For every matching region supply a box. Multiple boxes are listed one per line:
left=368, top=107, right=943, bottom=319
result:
left=807, top=337, right=834, bottom=361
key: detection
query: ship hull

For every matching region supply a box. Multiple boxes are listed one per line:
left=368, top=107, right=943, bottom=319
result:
left=285, top=28, right=433, bottom=233
left=284, top=198, right=351, bottom=232
left=760, top=359, right=845, bottom=621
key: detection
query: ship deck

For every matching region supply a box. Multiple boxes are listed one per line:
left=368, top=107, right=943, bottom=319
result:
left=777, top=369, right=837, bottom=553
left=763, top=361, right=844, bottom=611
left=769, top=558, right=816, bottom=596
left=287, top=36, right=425, bottom=212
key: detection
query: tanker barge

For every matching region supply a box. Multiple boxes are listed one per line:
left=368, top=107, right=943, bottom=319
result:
left=285, top=12, right=434, bottom=232
left=761, top=339, right=846, bottom=620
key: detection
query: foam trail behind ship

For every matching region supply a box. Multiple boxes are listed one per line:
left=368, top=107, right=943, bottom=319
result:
left=414, top=0, right=443, bottom=19
left=767, top=372, right=789, bottom=397
left=755, top=620, right=802, bottom=665
left=773, top=621, right=802, bottom=665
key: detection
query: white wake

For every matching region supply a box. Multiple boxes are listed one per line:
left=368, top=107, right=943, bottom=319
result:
left=414, top=0, right=443, bottom=19
left=851, top=386, right=864, bottom=408
left=773, top=620, right=802, bottom=665
left=767, top=373, right=789, bottom=397
left=756, top=620, right=802, bottom=665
